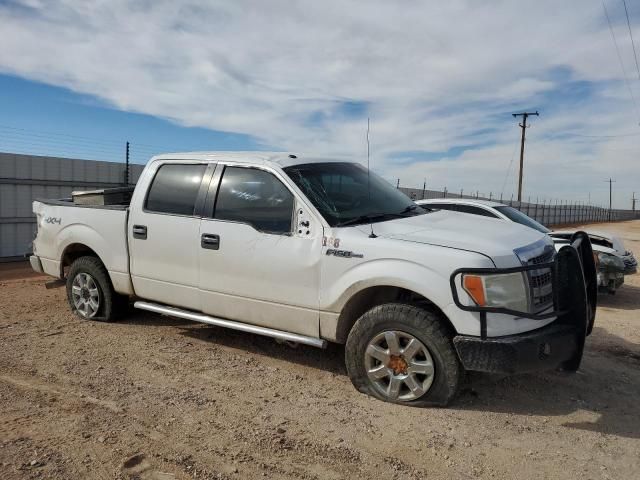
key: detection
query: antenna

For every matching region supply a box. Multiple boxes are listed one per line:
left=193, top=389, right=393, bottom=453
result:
left=367, top=118, right=377, bottom=238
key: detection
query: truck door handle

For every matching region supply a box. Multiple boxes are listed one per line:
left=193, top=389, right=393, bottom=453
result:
left=132, top=225, right=147, bottom=239
left=201, top=233, right=220, bottom=250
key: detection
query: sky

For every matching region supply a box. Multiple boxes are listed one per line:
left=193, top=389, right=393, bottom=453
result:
left=0, top=0, right=639, bottom=208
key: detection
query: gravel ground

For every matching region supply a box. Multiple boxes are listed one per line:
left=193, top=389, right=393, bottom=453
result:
left=1, top=220, right=639, bottom=480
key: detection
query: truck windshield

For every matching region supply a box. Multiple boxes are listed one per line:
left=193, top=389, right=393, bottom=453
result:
left=283, top=162, right=427, bottom=227
left=494, top=206, right=550, bottom=234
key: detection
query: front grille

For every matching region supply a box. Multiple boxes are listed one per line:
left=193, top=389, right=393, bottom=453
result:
left=529, top=249, right=555, bottom=265
left=515, top=240, right=555, bottom=314
left=529, top=270, right=552, bottom=286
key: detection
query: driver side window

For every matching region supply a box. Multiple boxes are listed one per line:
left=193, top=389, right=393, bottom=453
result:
left=214, top=166, right=294, bottom=234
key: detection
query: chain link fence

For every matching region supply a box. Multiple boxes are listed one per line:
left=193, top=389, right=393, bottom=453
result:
left=398, top=186, right=639, bottom=226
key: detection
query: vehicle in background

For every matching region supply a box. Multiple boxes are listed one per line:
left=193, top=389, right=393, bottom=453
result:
left=551, top=231, right=637, bottom=275
left=30, top=153, right=597, bottom=407
left=417, top=198, right=630, bottom=294
left=553, top=236, right=624, bottom=294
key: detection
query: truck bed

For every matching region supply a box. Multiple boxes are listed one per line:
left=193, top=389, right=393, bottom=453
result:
left=32, top=198, right=132, bottom=294
left=36, top=185, right=134, bottom=210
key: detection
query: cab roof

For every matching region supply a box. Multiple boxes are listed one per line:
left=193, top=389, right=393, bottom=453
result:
left=149, top=151, right=354, bottom=169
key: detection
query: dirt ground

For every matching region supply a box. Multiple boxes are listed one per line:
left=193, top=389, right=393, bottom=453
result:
left=1, top=221, right=639, bottom=480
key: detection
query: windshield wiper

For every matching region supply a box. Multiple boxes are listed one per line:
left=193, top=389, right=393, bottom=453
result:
left=399, top=204, right=430, bottom=215
left=335, top=212, right=403, bottom=227
left=336, top=206, right=429, bottom=227
left=399, top=204, right=418, bottom=214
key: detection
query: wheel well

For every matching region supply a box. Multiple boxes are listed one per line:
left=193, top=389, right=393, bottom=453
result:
left=61, top=244, right=100, bottom=277
left=334, top=286, right=453, bottom=343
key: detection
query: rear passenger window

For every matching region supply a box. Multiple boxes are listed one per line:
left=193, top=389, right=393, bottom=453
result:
left=214, top=167, right=294, bottom=234
left=145, top=164, right=207, bottom=215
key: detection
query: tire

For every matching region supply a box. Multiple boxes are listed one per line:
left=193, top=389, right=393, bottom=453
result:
left=345, top=303, right=462, bottom=407
left=66, top=256, right=127, bottom=322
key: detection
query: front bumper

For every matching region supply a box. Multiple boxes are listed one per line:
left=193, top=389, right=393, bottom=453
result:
left=29, top=255, right=44, bottom=273
left=453, top=323, right=578, bottom=374
left=449, top=232, right=598, bottom=374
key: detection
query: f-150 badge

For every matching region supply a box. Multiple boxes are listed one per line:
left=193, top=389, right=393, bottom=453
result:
left=326, top=249, right=364, bottom=259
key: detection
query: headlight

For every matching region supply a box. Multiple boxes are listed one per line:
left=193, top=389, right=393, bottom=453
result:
left=462, top=272, right=529, bottom=313
left=597, top=252, right=625, bottom=271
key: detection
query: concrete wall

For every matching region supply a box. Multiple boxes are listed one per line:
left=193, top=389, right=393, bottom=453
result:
left=0, top=152, right=145, bottom=260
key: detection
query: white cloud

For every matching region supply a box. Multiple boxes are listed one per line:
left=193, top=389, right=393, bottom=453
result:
left=0, top=0, right=639, bottom=207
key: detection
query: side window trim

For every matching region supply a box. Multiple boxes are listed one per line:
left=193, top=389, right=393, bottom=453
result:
left=479, top=207, right=500, bottom=218
left=203, top=163, right=225, bottom=219
left=456, top=204, right=499, bottom=218
left=143, top=161, right=212, bottom=218
left=193, top=163, right=217, bottom=217
left=206, top=164, right=296, bottom=235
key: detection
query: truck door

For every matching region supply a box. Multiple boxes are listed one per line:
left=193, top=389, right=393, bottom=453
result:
left=198, top=164, right=322, bottom=337
left=129, top=161, right=213, bottom=311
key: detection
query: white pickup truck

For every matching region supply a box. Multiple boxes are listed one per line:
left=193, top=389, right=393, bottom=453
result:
left=30, top=152, right=597, bottom=406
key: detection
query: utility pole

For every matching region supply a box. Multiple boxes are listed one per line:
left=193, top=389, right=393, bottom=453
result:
left=633, top=192, right=636, bottom=212
left=125, top=141, right=130, bottom=186
left=512, top=111, right=539, bottom=202
left=605, top=178, right=616, bottom=221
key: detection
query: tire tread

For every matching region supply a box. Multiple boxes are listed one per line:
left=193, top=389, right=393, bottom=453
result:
left=345, top=303, right=463, bottom=407
left=66, top=256, right=127, bottom=322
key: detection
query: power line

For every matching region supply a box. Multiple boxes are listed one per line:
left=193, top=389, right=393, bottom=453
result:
left=500, top=136, right=520, bottom=198
left=0, top=133, right=152, bottom=164
left=0, top=130, right=122, bottom=152
left=560, top=131, right=640, bottom=138
left=0, top=121, right=185, bottom=166
left=0, top=124, right=180, bottom=152
left=622, top=0, right=640, bottom=81
left=0, top=135, right=122, bottom=156
left=0, top=124, right=124, bottom=149
left=603, top=0, right=640, bottom=124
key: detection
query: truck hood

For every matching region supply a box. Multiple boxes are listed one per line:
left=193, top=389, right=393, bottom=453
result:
left=354, top=210, right=549, bottom=267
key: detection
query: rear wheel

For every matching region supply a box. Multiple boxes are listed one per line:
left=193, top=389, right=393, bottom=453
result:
left=70, top=271, right=101, bottom=318
left=345, top=303, right=463, bottom=407
left=66, top=256, right=127, bottom=321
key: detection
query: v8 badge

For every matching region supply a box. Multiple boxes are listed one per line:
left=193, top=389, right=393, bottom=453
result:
left=322, top=236, right=340, bottom=248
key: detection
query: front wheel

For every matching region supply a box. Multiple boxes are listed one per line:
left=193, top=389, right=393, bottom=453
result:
left=345, top=303, right=463, bottom=407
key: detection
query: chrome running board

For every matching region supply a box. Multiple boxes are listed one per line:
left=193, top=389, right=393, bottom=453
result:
left=134, top=301, right=327, bottom=349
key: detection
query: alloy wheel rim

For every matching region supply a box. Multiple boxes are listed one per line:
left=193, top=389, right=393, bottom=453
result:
left=364, top=330, right=435, bottom=401
left=71, top=273, right=100, bottom=318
